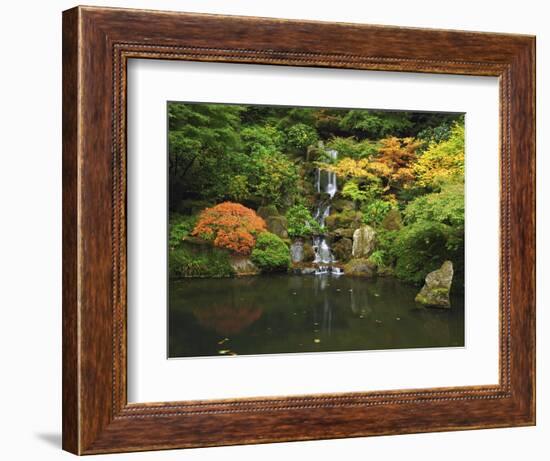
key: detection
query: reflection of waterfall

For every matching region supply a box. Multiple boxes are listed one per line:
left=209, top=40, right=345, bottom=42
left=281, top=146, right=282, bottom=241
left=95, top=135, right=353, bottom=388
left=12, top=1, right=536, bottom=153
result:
left=313, top=149, right=338, bottom=266
left=313, top=274, right=333, bottom=337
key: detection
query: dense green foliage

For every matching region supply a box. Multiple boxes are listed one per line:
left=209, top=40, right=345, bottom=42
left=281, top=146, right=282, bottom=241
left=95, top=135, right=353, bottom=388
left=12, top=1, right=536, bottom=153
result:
left=362, top=199, right=394, bottom=226
left=169, top=102, right=465, bottom=289
left=251, top=232, right=291, bottom=272
left=286, top=204, right=323, bottom=238
left=169, top=214, right=198, bottom=249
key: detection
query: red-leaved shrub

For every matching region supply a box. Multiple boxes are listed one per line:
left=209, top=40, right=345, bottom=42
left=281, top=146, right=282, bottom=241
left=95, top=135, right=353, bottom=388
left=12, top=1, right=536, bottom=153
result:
left=192, top=202, right=267, bottom=255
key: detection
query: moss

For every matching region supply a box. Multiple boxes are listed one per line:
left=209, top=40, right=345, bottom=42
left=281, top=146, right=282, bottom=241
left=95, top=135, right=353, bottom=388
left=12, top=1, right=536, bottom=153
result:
left=325, top=210, right=362, bottom=230
left=303, top=242, right=315, bottom=262
left=343, top=258, right=377, bottom=277
left=257, top=205, right=279, bottom=219
left=381, top=208, right=403, bottom=231
left=414, top=293, right=429, bottom=304
left=415, top=287, right=450, bottom=307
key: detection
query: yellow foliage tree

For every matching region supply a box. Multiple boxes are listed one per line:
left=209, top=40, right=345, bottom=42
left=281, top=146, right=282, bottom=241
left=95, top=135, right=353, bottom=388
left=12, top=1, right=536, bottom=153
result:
left=414, top=123, right=465, bottom=188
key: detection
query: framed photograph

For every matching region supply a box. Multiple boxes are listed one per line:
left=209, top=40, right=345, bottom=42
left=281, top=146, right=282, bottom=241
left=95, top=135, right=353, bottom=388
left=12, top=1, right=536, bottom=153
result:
left=62, top=6, right=535, bottom=455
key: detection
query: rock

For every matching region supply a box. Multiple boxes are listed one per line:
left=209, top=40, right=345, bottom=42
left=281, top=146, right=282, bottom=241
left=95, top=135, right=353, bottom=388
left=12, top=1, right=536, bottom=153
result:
left=330, top=228, right=355, bottom=240
left=257, top=205, right=279, bottom=219
left=290, top=240, right=315, bottom=263
left=352, top=225, right=376, bottom=258
left=332, top=238, right=353, bottom=262
left=290, top=264, right=317, bottom=275
left=303, top=242, right=315, bottom=262
left=290, top=240, right=304, bottom=263
left=181, top=235, right=211, bottom=247
left=325, top=210, right=362, bottom=230
left=331, top=198, right=355, bottom=213
left=300, top=267, right=317, bottom=275
left=266, top=215, right=288, bottom=239
left=176, top=199, right=213, bottom=215
left=343, top=258, right=377, bottom=277
left=415, top=261, right=454, bottom=308
left=377, top=265, right=395, bottom=277
left=229, top=255, right=260, bottom=276
left=381, top=208, right=403, bottom=231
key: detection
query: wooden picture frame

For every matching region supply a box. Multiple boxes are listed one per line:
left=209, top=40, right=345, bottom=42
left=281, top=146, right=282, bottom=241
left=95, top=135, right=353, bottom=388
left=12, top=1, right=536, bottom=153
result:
left=62, top=5, right=536, bottom=455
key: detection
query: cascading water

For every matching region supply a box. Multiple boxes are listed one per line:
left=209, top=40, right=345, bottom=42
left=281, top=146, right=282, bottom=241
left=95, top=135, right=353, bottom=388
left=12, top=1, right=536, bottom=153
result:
left=312, top=149, right=338, bottom=271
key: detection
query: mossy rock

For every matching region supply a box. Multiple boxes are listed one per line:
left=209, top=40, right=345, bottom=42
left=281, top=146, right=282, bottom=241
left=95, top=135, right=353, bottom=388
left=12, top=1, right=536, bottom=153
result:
left=332, top=238, right=353, bottom=262
left=376, top=265, right=395, bottom=277
left=266, top=215, right=288, bottom=239
left=181, top=236, right=212, bottom=248
left=325, top=210, right=362, bottom=230
left=329, top=228, right=355, bottom=240
left=175, top=199, right=214, bottom=215
left=257, top=205, right=279, bottom=219
left=303, top=242, right=315, bottom=262
left=351, top=225, right=376, bottom=258
left=343, top=258, right=377, bottom=277
left=230, top=255, right=260, bottom=276
left=331, top=198, right=355, bottom=213
left=415, top=261, right=453, bottom=308
left=381, top=208, right=403, bottom=231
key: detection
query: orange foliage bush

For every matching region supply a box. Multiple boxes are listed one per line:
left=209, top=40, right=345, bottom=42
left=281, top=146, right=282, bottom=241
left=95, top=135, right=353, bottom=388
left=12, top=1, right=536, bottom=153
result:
left=192, top=202, right=267, bottom=255
left=377, top=137, right=421, bottom=187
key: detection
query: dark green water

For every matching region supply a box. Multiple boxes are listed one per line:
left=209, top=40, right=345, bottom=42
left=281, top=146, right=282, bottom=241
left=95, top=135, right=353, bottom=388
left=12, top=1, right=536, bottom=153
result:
left=168, top=275, right=464, bottom=358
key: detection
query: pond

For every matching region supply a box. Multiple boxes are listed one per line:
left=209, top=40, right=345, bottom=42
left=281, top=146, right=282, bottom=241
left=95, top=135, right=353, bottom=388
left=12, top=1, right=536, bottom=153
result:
left=168, top=274, right=464, bottom=358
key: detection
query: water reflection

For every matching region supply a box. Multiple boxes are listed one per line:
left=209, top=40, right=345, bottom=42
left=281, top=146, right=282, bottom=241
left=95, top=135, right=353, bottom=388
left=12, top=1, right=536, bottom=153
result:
left=169, top=274, right=464, bottom=358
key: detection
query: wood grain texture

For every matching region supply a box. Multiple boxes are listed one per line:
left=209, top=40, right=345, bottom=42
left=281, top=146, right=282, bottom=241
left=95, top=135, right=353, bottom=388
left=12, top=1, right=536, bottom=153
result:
left=62, top=5, right=536, bottom=455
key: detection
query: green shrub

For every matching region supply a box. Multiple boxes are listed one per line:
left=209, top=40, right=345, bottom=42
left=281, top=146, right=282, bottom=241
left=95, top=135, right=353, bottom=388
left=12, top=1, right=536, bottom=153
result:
left=285, top=123, right=318, bottom=153
left=169, top=245, right=235, bottom=278
left=326, top=137, right=380, bottom=159
left=251, top=232, right=291, bottom=272
left=367, top=250, right=386, bottom=267
left=169, top=214, right=198, bottom=249
left=392, top=221, right=449, bottom=284
left=368, top=229, right=397, bottom=270
left=361, top=199, right=394, bottom=226
left=286, top=204, right=322, bottom=238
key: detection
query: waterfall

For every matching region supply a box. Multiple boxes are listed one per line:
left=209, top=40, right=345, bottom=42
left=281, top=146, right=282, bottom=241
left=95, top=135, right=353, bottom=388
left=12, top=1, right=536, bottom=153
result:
left=312, top=149, right=338, bottom=267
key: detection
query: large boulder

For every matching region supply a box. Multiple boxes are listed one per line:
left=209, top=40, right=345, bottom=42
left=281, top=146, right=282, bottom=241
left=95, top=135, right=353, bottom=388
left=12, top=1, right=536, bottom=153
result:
left=229, top=255, right=260, bottom=276
left=343, top=258, right=377, bottom=277
left=289, top=240, right=315, bottom=263
left=266, top=215, right=288, bottom=239
left=290, top=240, right=304, bottom=263
left=352, top=225, right=376, bottom=258
left=415, top=261, right=454, bottom=308
left=332, top=238, right=353, bottom=262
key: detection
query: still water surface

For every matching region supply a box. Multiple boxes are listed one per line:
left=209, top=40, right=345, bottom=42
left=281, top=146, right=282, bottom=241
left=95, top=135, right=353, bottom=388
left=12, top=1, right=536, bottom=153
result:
left=168, top=274, right=464, bottom=358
